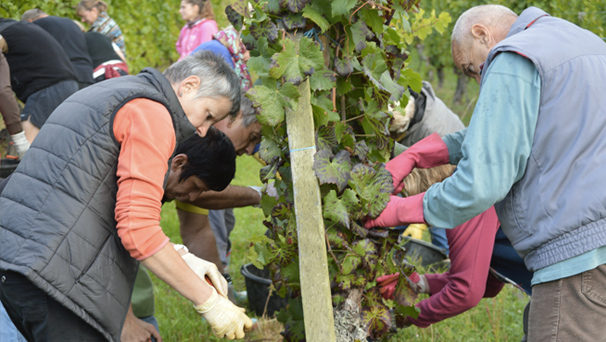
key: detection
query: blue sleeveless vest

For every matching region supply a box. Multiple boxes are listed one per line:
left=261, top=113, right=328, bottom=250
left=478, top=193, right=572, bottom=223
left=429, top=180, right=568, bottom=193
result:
left=487, top=8, right=606, bottom=271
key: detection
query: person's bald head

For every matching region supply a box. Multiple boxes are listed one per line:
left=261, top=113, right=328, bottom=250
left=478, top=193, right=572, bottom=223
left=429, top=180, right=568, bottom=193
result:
left=451, top=5, right=517, bottom=83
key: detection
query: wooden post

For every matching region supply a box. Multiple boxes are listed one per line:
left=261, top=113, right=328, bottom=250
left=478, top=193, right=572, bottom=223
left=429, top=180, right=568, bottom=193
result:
left=285, top=78, right=336, bottom=342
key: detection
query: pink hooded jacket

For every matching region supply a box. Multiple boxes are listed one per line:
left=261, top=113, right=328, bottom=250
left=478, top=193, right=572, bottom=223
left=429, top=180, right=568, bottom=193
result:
left=176, top=18, right=218, bottom=60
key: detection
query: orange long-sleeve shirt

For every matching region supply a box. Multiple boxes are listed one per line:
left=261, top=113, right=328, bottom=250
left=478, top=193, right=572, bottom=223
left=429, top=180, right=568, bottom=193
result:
left=113, top=98, right=175, bottom=260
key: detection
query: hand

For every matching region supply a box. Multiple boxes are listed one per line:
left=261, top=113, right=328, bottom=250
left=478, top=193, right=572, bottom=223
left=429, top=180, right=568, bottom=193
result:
left=376, top=272, right=426, bottom=300
left=121, top=306, right=162, bottom=342
left=181, top=252, right=229, bottom=298
left=401, top=224, right=427, bottom=240
left=364, top=193, right=426, bottom=228
left=195, top=287, right=253, bottom=339
left=377, top=273, right=399, bottom=299
left=386, top=133, right=449, bottom=194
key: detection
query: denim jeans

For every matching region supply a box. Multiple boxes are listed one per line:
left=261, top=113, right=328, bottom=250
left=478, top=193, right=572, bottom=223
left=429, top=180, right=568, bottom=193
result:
left=529, top=264, right=606, bottom=341
left=0, top=300, right=27, bottom=342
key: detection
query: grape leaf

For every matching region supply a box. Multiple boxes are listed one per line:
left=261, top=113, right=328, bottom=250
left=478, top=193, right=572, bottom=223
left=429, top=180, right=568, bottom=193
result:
left=282, top=13, right=307, bottom=30
left=350, top=20, right=373, bottom=53
left=269, top=38, right=324, bottom=85
left=393, top=273, right=419, bottom=307
left=266, top=0, right=282, bottom=15
left=334, top=57, right=353, bottom=77
left=316, top=125, right=337, bottom=152
left=350, top=220, right=369, bottom=238
left=247, top=55, right=271, bottom=78
left=313, top=149, right=351, bottom=192
left=341, top=253, right=362, bottom=275
left=302, top=4, right=331, bottom=32
left=361, top=7, right=384, bottom=34
left=279, top=0, right=311, bottom=13
left=380, top=70, right=406, bottom=102
left=247, top=82, right=300, bottom=126
left=260, top=192, right=278, bottom=217
left=331, top=0, right=358, bottom=17
left=361, top=303, right=392, bottom=339
left=336, top=77, right=353, bottom=96
left=225, top=5, right=243, bottom=31
left=241, top=33, right=257, bottom=51
left=395, top=303, right=420, bottom=320
left=259, top=160, right=280, bottom=180
left=335, top=273, right=354, bottom=290
left=322, top=189, right=359, bottom=228
left=354, top=140, right=370, bottom=162
left=258, top=137, right=282, bottom=163
left=364, top=287, right=384, bottom=307
left=272, top=202, right=291, bottom=220
left=363, top=52, right=405, bottom=101
left=227, top=0, right=248, bottom=16
left=249, top=20, right=278, bottom=43
left=326, top=227, right=349, bottom=249
left=310, top=68, right=336, bottom=91
left=348, top=163, right=393, bottom=217
left=353, top=238, right=378, bottom=269
left=399, top=68, right=423, bottom=93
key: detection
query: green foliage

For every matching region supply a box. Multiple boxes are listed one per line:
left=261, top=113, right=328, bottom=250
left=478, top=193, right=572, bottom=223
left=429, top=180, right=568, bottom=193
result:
left=420, top=0, right=605, bottom=75
left=2, top=0, right=234, bottom=74
left=237, top=0, right=451, bottom=339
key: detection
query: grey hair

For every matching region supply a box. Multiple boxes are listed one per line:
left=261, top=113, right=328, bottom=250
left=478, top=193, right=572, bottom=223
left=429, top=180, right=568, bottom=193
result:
left=21, top=8, right=46, bottom=21
left=451, top=5, right=517, bottom=46
left=164, top=50, right=242, bottom=118
left=240, top=94, right=258, bottom=127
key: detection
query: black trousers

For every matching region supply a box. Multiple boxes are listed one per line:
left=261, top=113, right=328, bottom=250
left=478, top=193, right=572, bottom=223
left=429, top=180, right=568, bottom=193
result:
left=0, top=270, right=107, bottom=341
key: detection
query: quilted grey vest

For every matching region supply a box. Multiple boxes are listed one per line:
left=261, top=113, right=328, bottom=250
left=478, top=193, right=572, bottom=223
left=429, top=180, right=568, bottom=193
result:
left=0, top=68, right=195, bottom=341
left=487, top=8, right=606, bottom=271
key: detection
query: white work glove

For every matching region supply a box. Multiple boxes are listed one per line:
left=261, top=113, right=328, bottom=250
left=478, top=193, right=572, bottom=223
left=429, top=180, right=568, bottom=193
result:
left=248, top=186, right=262, bottom=207
left=10, top=131, right=30, bottom=159
left=175, top=244, right=229, bottom=297
left=265, top=182, right=278, bottom=199
left=194, top=287, right=253, bottom=339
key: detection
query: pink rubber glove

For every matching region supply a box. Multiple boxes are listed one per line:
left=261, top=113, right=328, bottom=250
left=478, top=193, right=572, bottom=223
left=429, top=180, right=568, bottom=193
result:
left=387, top=133, right=450, bottom=193
left=377, top=272, right=422, bottom=299
left=364, top=193, right=426, bottom=228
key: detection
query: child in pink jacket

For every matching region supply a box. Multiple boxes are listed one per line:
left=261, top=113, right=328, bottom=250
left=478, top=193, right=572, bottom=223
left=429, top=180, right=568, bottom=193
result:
left=176, top=0, right=218, bottom=60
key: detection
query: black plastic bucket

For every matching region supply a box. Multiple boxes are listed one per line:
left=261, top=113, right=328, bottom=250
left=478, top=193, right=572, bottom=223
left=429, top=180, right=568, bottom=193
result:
left=240, top=263, right=288, bottom=317
left=401, top=237, right=448, bottom=267
left=0, top=158, right=19, bottom=179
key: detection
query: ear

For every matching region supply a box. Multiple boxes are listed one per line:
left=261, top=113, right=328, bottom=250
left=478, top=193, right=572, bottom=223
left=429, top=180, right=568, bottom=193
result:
left=470, top=23, right=491, bottom=45
left=171, top=154, right=189, bottom=171
left=179, top=76, right=201, bottom=96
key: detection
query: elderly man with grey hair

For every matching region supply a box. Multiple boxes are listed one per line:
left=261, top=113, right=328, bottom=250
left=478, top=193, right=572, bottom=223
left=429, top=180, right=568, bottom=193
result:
left=0, top=51, right=252, bottom=341
left=366, top=4, right=606, bottom=341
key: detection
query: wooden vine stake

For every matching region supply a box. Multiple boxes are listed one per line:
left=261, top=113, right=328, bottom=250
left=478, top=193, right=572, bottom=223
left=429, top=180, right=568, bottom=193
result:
left=285, top=76, right=336, bottom=342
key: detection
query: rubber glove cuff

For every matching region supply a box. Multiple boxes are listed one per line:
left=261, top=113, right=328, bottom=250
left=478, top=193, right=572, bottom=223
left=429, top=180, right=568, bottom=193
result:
left=386, top=133, right=449, bottom=193
left=194, top=287, right=219, bottom=314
